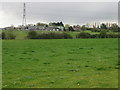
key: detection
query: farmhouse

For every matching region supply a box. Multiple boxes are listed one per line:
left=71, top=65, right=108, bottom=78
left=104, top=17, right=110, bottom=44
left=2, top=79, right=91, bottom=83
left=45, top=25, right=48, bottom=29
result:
left=26, top=25, right=64, bottom=31
left=73, top=25, right=81, bottom=31
left=26, top=26, right=46, bottom=31
left=3, top=26, right=15, bottom=30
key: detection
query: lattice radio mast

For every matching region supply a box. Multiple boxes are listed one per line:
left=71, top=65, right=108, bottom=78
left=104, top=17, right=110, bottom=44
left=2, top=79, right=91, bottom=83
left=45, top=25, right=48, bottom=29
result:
left=22, top=3, right=26, bottom=26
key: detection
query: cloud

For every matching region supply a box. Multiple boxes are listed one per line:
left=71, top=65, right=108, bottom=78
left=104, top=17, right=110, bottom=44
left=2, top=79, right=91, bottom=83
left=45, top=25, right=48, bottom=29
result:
left=0, top=2, right=118, bottom=28
left=1, top=0, right=119, bottom=2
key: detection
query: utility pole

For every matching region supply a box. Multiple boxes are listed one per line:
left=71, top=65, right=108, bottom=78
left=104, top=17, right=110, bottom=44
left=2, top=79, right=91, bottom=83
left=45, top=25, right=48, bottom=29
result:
left=22, top=3, right=26, bottom=26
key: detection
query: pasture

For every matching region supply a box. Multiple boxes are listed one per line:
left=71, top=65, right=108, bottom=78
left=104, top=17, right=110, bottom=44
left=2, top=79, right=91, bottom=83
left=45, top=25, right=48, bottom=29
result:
left=2, top=39, right=118, bottom=88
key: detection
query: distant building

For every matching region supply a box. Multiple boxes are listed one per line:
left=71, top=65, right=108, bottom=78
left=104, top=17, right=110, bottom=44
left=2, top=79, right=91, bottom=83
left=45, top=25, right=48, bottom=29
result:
left=44, top=26, right=56, bottom=31
left=3, top=26, right=15, bottom=30
left=85, top=24, right=94, bottom=28
left=46, top=26, right=62, bottom=31
left=26, top=26, right=46, bottom=31
left=73, top=25, right=81, bottom=31
left=21, top=25, right=64, bottom=31
left=57, top=26, right=64, bottom=31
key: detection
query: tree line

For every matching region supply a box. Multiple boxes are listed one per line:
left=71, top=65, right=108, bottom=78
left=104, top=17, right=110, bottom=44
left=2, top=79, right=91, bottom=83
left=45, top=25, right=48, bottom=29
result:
left=5, top=21, right=119, bottom=32
left=36, top=22, right=120, bottom=32
left=2, top=30, right=120, bottom=39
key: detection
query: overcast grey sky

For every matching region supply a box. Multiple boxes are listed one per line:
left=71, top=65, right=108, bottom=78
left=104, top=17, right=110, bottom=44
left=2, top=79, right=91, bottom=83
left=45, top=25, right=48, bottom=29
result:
left=0, top=2, right=118, bottom=28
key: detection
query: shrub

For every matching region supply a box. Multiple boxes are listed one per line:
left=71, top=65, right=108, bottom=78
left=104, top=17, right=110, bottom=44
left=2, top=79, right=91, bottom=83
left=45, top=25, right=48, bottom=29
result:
left=6, top=33, right=16, bottom=39
left=90, top=34, right=99, bottom=38
left=91, top=29, right=100, bottom=32
left=27, top=31, right=73, bottom=39
left=2, top=32, right=6, bottom=39
left=37, top=33, right=62, bottom=39
left=62, top=32, right=73, bottom=39
left=76, top=32, right=91, bottom=38
left=38, top=32, right=72, bottom=39
left=2, top=31, right=16, bottom=39
left=107, top=34, right=120, bottom=38
left=27, top=31, right=38, bottom=39
left=99, top=30, right=107, bottom=38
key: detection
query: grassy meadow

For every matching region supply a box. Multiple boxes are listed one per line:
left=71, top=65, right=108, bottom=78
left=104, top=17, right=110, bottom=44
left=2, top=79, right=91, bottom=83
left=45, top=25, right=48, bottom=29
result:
left=2, top=38, right=118, bottom=88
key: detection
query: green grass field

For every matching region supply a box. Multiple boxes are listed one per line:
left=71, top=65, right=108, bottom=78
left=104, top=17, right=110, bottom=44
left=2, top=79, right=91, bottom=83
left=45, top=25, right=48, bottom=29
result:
left=2, top=38, right=118, bottom=88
